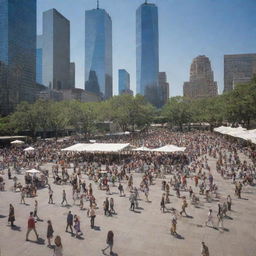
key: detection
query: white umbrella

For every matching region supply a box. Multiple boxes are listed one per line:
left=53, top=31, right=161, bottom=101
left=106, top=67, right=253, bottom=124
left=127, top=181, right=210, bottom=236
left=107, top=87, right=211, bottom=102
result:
left=26, top=169, right=41, bottom=174
left=132, top=146, right=152, bottom=152
left=11, top=140, right=24, bottom=144
left=24, top=147, right=35, bottom=152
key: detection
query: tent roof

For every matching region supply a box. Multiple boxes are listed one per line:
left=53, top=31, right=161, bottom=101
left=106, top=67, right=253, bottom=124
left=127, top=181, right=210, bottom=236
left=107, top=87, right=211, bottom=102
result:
left=214, top=126, right=256, bottom=144
left=62, top=143, right=130, bottom=153
left=132, top=146, right=152, bottom=152
left=24, top=147, right=35, bottom=151
left=11, top=140, right=24, bottom=144
left=152, top=145, right=186, bottom=153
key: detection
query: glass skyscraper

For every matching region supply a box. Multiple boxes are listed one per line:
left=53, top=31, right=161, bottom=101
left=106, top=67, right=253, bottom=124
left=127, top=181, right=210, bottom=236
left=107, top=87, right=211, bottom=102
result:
left=42, top=9, right=70, bottom=90
left=118, top=69, right=130, bottom=95
left=136, top=1, right=161, bottom=107
left=85, top=7, right=112, bottom=99
left=0, top=0, right=36, bottom=115
left=36, top=35, right=43, bottom=84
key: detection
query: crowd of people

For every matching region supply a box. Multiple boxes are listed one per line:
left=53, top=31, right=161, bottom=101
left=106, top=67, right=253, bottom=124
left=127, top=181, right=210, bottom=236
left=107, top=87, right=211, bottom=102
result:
left=0, top=128, right=255, bottom=256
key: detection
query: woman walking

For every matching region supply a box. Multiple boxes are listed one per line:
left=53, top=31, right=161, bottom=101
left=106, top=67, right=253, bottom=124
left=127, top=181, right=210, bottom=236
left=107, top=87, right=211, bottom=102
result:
left=102, top=230, right=114, bottom=255
left=74, top=215, right=82, bottom=237
left=8, top=204, right=15, bottom=227
left=53, top=236, right=63, bottom=256
left=46, top=220, right=54, bottom=247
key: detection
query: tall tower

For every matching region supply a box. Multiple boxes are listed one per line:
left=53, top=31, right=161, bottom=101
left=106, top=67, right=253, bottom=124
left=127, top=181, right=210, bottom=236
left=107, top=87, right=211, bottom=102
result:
left=136, top=1, right=160, bottom=106
left=183, top=55, right=218, bottom=98
left=42, top=9, right=70, bottom=90
left=0, top=0, right=37, bottom=115
left=85, top=2, right=112, bottom=99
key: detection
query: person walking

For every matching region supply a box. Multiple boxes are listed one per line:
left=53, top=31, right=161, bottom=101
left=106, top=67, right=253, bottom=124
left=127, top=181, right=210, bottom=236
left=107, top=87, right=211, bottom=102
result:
left=65, top=211, right=73, bottom=234
left=74, top=215, right=82, bottom=237
left=61, top=189, right=68, bottom=206
left=53, top=235, right=63, bottom=256
left=110, top=198, right=115, bottom=214
left=201, top=241, right=209, bottom=256
left=8, top=204, right=15, bottom=227
left=102, top=230, right=114, bottom=255
left=180, top=198, right=188, bottom=216
left=48, top=188, right=54, bottom=204
left=160, top=194, right=166, bottom=213
left=129, top=193, right=135, bottom=211
left=227, top=195, right=232, bottom=211
left=88, top=206, right=96, bottom=229
left=26, top=211, right=39, bottom=241
left=170, top=212, right=177, bottom=235
left=205, top=209, right=214, bottom=227
left=104, top=198, right=110, bottom=216
left=46, top=220, right=54, bottom=247
left=21, top=188, right=26, bottom=204
left=33, top=200, right=39, bottom=220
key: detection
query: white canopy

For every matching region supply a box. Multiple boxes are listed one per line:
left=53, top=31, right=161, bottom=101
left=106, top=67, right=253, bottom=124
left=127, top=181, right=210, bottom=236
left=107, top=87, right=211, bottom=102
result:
left=61, top=143, right=91, bottom=152
left=153, top=145, right=186, bottom=153
left=11, top=140, right=24, bottom=144
left=24, top=147, right=35, bottom=151
left=132, top=146, right=152, bottom=152
left=26, top=169, right=41, bottom=174
left=214, top=126, right=256, bottom=144
left=62, top=143, right=130, bottom=153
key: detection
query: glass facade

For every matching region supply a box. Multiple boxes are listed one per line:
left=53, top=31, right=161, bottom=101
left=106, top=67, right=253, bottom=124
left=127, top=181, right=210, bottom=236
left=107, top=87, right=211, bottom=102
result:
left=85, top=8, right=112, bottom=99
left=118, top=69, right=130, bottom=95
left=36, top=35, right=43, bottom=84
left=0, top=0, right=36, bottom=115
left=42, top=9, right=70, bottom=90
left=136, top=2, right=161, bottom=107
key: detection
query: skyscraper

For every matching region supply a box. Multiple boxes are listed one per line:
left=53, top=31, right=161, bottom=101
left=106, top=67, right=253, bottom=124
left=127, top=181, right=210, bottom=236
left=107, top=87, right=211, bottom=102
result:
left=158, top=72, right=169, bottom=105
left=0, top=0, right=36, bottom=115
left=69, top=62, right=75, bottom=89
left=136, top=1, right=160, bottom=107
left=42, top=9, right=70, bottom=90
left=118, top=69, right=131, bottom=95
left=183, top=55, right=218, bottom=99
left=85, top=3, right=112, bottom=99
left=36, top=35, right=43, bottom=84
left=224, top=54, right=256, bottom=92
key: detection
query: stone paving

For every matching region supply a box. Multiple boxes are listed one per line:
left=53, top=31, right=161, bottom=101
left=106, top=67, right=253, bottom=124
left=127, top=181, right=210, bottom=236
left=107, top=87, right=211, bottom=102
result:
left=0, top=154, right=256, bottom=256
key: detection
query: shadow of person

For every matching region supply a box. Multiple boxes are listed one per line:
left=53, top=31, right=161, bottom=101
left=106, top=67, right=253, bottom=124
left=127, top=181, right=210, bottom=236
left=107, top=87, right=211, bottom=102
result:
left=93, top=226, right=101, bottom=231
left=11, top=225, right=21, bottom=231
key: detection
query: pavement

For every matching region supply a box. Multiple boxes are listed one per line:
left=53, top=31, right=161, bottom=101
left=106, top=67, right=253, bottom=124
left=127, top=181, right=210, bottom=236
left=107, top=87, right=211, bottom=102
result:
left=0, top=153, right=256, bottom=256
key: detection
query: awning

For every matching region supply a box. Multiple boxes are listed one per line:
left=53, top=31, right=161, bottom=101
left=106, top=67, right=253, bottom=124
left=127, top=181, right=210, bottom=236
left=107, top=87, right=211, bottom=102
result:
left=24, top=147, right=35, bottom=151
left=62, top=143, right=130, bottom=153
left=152, top=145, right=186, bottom=153
left=11, top=140, right=24, bottom=144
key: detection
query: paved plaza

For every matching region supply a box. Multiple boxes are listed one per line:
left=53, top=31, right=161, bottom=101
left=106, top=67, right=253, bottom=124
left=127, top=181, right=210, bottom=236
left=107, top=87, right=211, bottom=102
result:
left=0, top=150, right=256, bottom=256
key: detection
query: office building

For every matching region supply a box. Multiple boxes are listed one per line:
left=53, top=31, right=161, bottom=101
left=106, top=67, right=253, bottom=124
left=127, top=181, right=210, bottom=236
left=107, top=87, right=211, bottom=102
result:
left=0, top=0, right=37, bottom=115
left=136, top=1, right=160, bottom=106
left=159, top=72, right=169, bottom=105
left=36, top=35, right=43, bottom=84
left=118, top=69, right=131, bottom=95
left=85, top=3, right=112, bottom=99
left=69, top=62, right=75, bottom=89
left=224, top=54, right=256, bottom=92
left=183, top=55, right=218, bottom=98
left=42, top=9, right=70, bottom=90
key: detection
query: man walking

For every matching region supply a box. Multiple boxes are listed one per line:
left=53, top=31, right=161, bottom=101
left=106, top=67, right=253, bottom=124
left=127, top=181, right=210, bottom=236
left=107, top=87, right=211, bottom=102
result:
left=48, top=188, right=54, bottom=204
left=88, top=206, right=96, bottom=229
left=61, top=189, right=68, bottom=206
left=26, top=212, right=39, bottom=241
left=65, top=211, right=73, bottom=234
left=129, top=193, right=135, bottom=211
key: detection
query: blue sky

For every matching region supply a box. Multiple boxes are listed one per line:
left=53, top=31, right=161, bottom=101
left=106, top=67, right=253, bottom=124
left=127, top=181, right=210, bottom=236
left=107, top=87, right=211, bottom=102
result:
left=37, top=0, right=256, bottom=97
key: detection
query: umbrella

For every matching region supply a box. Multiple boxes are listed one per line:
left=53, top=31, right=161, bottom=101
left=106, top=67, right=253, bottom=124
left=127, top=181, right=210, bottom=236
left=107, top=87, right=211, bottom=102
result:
left=26, top=169, right=41, bottom=174
left=11, top=140, right=24, bottom=144
left=24, top=147, right=35, bottom=152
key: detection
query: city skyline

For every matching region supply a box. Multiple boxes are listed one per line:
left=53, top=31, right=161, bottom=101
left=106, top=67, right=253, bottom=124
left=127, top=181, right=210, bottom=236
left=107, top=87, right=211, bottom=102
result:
left=36, top=0, right=256, bottom=97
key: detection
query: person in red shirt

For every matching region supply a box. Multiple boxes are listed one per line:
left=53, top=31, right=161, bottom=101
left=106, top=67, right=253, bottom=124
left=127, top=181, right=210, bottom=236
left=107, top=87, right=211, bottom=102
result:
left=26, top=212, right=39, bottom=241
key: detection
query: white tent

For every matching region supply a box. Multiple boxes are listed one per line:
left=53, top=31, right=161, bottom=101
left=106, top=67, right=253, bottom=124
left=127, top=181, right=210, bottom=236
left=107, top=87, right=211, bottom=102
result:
left=11, top=140, right=24, bottom=144
left=62, top=143, right=130, bottom=153
left=26, top=169, right=41, bottom=174
left=152, top=145, right=186, bottom=153
left=132, top=146, right=152, bottom=152
left=214, top=126, right=256, bottom=144
left=61, top=143, right=91, bottom=152
left=24, top=147, right=35, bottom=152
